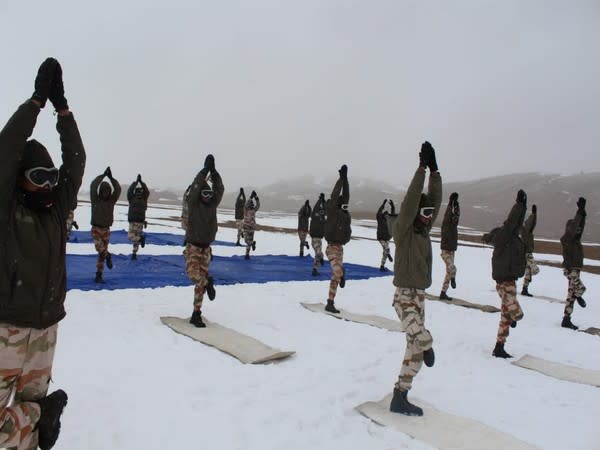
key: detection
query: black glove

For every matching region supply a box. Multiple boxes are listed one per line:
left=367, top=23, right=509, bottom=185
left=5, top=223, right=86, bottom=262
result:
left=32, top=58, right=59, bottom=108
left=204, top=154, right=215, bottom=172
left=72, top=221, right=79, bottom=230
left=251, top=190, right=257, bottom=198
left=305, top=200, right=310, bottom=207
left=239, top=187, right=244, bottom=194
left=389, top=199, right=394, bottom=209
left=382, top=199, right=387, bottom=206
left=532, top=204, right=537, bottom=214
left=48, top=61, right=68, bottom=112
left=137, top=174, right=142, bottom=182
left=144, top=221, right=148, bottom=228
left=104, top=167, right=112, bottom=178
left=338, top=164, right=348, bottom=178
left=419, top=141, right=438, bottom=172
left=516, top=189, right=527, bottom=205
left=319, top=193, right=325, bottom=201
left=577, top=197, right=586, bottom=211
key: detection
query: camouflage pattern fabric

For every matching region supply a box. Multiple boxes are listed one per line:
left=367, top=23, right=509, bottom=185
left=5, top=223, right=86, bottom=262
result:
left=311, top=237, right=323, bottom=271
left=440, top=250, right=457, bottom=292
left=243, top=208, right=257, bottom=232
left=392, top=287, right=432, bottom=391
left=236, top=219, right=244, bottom=242
left=184, top=244, right=212, bottom=310
left=244, top=230, right=255, bottom=257
left=563, top=268, right=586, bottom=317
left=495, top=281, right=523, bottom=344
left=65, top=210, right=75, bottom=240
left=91, top=225, right=111, bottom=272
left=379, top=239, right=391, bottom=267
left=522, top=253, right=539, bottom=288
left=0, top=323, right=58, bottom=450
left=128, top=222, right=144, bottom=254
left=298, top=230, right=308, bottom=256
left=325, top=244, right=344, bottom=300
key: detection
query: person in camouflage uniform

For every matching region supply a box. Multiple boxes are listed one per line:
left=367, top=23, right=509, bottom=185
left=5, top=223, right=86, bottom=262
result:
left=243, top=191, right=260, bottom=260
left=520, top=204, right=539, bottom=297
left=65, top=207, right=79, bottom=241
left=389, top=142, right=441, bottom=417
left=309, top=193, right=326, bottom=276
left=376, top=198, right=395, bottom=271
left=184, top=155, right=224, bottom=327
left=483, top=190, right=527, bottom=359
left=560, top=197, right=587, bottom=330
left=90, top=167, right=121, bottom=283
left=323, top=165, right=352, bottom=313
left=297, top=200, right=312, bottom=257
left=0, top=58, right=85, bottom=450
left=439, top=192, right=460, bottom=300
left=127, top=174, right=150, bottom=260
left=235, top=187, right=246, bottom=246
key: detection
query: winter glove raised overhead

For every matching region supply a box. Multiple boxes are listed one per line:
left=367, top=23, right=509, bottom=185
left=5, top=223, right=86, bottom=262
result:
left=104, top=166, right=112, bottom=178
left=338, top=164, right=348, bottom=179
left=577, top=197, right=586, bottom=211
left=48, top=60, right=68, bottom=112
left=137, top=174, right=142, bottom=182
left=251, top=190, right=257, bottom=199
left=32, top=58, right=59, bottom=108
left=419, top=141, right=438, bottom=172
left=204, top=154, right=215, bottom=172
left=532, top=204, right=537, bottom=214
left=516, top=189, right=527, bottom=206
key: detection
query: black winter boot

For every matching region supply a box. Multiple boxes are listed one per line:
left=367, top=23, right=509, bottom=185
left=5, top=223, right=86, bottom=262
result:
left=35, top=389, right=68, bottom=450
left=492, top=342, right=512, bottom=358
left=190, top=310, right=206, bottom=328
left=252, top=241, right=256, bottom=251
left=131, top=252, right=137, bottom=260
left=312, top=268, right=319, bottom=276
left=304, top=241, right=310, bottom=249
left=320, top=257, right=325, bottom=266
left=140, top=234, right=145, bottom=248
left=387, top=252, right=393, bottom=262
left=450, top=277, right=456, bottom=289
left=439, top=291, right=452, bottom=300
left=389, top=388, right=423, bottom=416
left=94, top=271, right=104, bottom=283
left=379, top=265, right=387, bottom=272
left=423, top=347, right=435, bottom=367
left=339, top=269, right=346, bottom=288
left=244, top=251, right=250, bottom=260
left=510, top=320, right=517, bottom=328
left=561, top=315, right=578, bottom=330
left=575, top=296, right=586, bottom=308
left=105, top=252, right=113, bottom=270
left=206, top=276, right=216, bottom=301
left=236, top=239, right=241, bottom=246
left=521, top=286, right=533, bottom=297
left=325, top=299, right=340, bottom=314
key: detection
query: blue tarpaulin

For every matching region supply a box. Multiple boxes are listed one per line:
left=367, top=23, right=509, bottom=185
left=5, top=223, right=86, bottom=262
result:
left=68, top=230, right=235, bottom=247
left=66, top=253, right=390, bottom=291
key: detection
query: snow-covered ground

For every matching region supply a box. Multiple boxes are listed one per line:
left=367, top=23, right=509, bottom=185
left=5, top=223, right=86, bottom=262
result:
left=51, top=201, right=600, bottom=450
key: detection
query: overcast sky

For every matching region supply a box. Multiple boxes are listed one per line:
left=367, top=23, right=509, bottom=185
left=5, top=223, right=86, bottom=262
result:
left=1, top=0, right=599, bottom=191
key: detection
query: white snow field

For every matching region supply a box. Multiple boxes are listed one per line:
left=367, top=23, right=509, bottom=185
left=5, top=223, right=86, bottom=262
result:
left=50, top=200, right=599, bottom=450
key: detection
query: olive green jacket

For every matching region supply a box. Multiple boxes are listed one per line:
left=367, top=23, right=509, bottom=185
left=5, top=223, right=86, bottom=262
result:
left=561, top=209, right=585, bottom=269
left=90, top=174, right=121, bottom=227
left=185, top=169, right=224, bottom=246
left=324, top=176, right=351, bottom=245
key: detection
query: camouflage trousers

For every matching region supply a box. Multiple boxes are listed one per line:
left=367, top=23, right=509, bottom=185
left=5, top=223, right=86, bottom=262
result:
left=496, top=281, right=524, bottom=344
left=236, top=219, right=244, bottom=242
left=65, top=210, right=75, bottom=240
left=392, top=287, right=433, bottom=392
left=311, top=237, right=324, bottom=270
left=563, top=268, right=586, bottom=317
left=128, top=222, right=144, bottom=253
left=184, top=244, right=212, bottom=311
left=379, top=240, right=391, bottom=268
left=326, top=244, right=344, bottom=300
left=298, top=230, right=308, bottom=256
left=92, top=226, right=111, bottom=272
left=440, top=250, right=457, bottom=292
left=0, top=323, right=58, bottom=450
left=522, top=253, right=539, bottom=288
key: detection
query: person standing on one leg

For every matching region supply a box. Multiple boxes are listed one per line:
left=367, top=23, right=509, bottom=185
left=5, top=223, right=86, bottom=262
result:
left=65, top=207, right=79, bottom=240
left=90, top=167, right=121, bottom=283
left=376, top=198, right=395, bottom=271
left=184, top=155, right=224, bottom=328
left=309, top=193, right=327, bottom=276
left=243, top=191, right=260, bottom=259
left=127, top=174, right=150, bottom=260
left=389, top=142, right=441, bottom=417
left=0, top=58, right=85, bottom=450
left=439, top=192, right=460, bottom=300
left=297, top=200, right=311, bottom=256
left=520, top=204, right=539, bottom=297
left=483, top=190, right=527, bottom=359
left=234, top=187, right=245, bottom=246
left=324, top=165, right=352, bottom=313
left=560, top=197, right=587, bottom=330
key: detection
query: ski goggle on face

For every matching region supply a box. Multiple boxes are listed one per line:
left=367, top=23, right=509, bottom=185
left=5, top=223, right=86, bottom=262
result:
left=201, top=189, right=214, bottom=199
left=340, top=204, right=349, bottom=211
left=419, top=207, right=435, bottom=218
left=24, top=167, right=59, bottom=188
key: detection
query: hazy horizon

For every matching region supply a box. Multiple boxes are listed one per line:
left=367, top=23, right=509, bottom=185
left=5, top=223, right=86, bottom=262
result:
left=1, top=1, right=599, bottom=191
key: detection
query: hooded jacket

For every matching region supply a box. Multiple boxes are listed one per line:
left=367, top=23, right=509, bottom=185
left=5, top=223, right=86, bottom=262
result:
left=324, top=177, right=351, bottom=245
left=185, top=169, right=224, bottom=246
left=127, top=180, right=150, bottom=223
left=489, top=201, right=527, bottom=282
left=521, top=210, right=537, bottom=254
left=309, top=196, right=326, bottom=238
left=235, top=190, right=246, bottom=220
left=440, top=200, right=460, bottom=251
left=90, top=174, right=121, bottom=227
left=298, top=202, right=312, bottom=231
left=376, top=201, right=396, bottom=241
left=392, top=168, right=442, bottom=289
left=0, top=100, right=86, bottom=328
left=561, top=208, right=585, bottom=269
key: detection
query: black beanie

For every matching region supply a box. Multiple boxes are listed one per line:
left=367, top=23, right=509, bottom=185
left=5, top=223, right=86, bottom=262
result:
left=20, top=139, right=54, bottom=172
